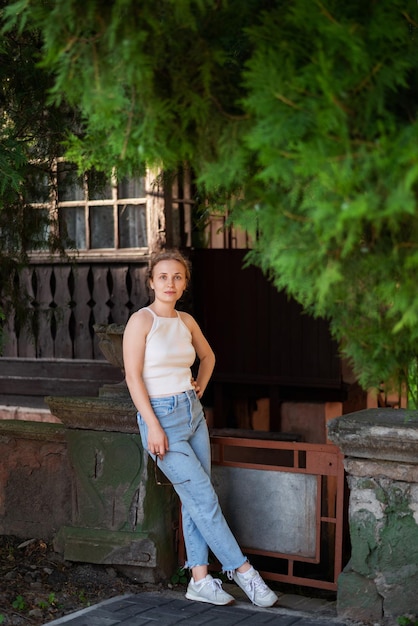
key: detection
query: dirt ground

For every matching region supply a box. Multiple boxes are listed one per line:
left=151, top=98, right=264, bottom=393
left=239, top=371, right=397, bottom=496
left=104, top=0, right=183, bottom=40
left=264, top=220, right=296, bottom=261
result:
left=0, top=535, right=337, bottom=626
left=0, top=536, right=168, bottom=626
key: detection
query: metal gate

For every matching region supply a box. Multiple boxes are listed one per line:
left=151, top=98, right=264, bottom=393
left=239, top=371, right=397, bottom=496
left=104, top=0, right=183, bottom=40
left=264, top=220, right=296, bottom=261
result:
left=179, top=433, right=346, bottom=592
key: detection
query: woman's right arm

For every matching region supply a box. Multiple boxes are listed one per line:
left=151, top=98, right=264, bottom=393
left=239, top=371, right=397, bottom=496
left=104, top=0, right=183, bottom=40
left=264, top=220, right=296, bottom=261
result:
left=123, top=310, right=169, bottom=457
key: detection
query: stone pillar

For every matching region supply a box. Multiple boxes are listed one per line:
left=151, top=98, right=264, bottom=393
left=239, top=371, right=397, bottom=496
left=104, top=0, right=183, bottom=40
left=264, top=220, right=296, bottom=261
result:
left=328, top=409, right=418, bottom=625
left=47, top=325, right=180, bottom=583
left=47, top=394, right=178, bottom=584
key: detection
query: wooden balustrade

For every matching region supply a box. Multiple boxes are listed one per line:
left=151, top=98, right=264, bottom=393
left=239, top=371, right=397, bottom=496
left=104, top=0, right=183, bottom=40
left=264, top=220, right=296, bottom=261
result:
left=2, top=260, right=149, bottom=360
left=0, top=259, right=150, bottom=402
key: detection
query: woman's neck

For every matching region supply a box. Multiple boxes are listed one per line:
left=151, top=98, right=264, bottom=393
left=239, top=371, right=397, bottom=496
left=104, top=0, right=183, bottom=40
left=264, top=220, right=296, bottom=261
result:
left=149, top=302, right=177, bottom=318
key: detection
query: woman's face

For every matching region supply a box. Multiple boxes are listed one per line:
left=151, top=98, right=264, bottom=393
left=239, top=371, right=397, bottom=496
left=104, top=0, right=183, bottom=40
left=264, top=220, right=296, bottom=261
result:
left=150, top=259, right=187, bottom=303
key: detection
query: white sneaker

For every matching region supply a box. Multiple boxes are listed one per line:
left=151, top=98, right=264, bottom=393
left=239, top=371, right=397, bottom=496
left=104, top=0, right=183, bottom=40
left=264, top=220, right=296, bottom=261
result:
left=185, top=575, right=235, bottom=606
left=233, top=567, right=279, bottom=607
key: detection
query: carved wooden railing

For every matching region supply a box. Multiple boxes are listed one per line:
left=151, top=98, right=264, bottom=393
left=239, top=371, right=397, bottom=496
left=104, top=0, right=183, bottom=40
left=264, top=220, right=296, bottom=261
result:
left=2, top=259, right=149, bottom=360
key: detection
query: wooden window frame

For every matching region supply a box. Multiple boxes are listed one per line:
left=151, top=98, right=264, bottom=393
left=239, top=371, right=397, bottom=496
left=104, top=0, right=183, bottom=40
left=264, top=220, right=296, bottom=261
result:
left=27, top=160, right=155, bottom=262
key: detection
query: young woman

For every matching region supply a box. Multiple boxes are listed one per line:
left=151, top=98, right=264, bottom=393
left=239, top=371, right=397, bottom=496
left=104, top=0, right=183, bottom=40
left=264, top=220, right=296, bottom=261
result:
left=123, top=249, right=278, bottom=608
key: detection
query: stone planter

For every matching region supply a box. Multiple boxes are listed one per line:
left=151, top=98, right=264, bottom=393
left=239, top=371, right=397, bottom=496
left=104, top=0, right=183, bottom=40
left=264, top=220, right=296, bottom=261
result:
left=93, top=323, right=127, bottom=397
left=328, top=409, right=418, bottom=625
left=93, top=323, right=125, bottom=372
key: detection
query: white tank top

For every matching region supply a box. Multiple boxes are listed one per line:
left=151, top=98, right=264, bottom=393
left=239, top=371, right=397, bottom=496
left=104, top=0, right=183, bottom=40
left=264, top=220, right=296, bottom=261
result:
left=142, top=307, right=196, bottom=397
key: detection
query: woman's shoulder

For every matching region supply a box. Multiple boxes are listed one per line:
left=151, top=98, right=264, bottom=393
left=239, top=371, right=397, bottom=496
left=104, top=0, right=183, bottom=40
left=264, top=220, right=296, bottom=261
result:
left=125, top=307, right=154, bottom=333
left=178, top=310, right=197, bottom=330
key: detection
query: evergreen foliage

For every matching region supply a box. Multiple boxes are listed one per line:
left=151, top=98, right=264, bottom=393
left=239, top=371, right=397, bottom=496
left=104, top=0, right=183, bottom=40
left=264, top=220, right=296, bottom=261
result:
left=237, top=2, right=418, bottom=402
left=3, top=0, right=418, bottom=401
left=0, top=10, right=75, bottom=344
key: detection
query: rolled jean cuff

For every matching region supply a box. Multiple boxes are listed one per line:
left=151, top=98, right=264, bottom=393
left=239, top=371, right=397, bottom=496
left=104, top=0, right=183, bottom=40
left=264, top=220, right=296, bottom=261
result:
left=183, top=560, right=209, bottom=570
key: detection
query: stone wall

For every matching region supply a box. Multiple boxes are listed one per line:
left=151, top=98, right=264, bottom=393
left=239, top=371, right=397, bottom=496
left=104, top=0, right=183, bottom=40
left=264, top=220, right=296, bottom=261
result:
left=0, top=420, right=72, bottom=538
left=0, top=415, right=178, bottom=583
left=328, top=409, right=418, bottom=625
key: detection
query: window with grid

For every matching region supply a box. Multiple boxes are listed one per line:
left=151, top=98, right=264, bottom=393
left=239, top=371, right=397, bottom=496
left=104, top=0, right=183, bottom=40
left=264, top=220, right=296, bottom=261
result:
left=26, top=161, right=149, bottom=254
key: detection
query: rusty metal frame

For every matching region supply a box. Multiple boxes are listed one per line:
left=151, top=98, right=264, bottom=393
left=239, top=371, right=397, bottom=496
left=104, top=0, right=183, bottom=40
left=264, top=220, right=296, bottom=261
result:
left=178, top=434, right=345, bottom=592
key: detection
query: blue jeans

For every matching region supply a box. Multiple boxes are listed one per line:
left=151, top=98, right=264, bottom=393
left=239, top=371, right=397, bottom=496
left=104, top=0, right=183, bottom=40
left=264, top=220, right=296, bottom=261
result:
left=137, top=389, right=247, bottom=572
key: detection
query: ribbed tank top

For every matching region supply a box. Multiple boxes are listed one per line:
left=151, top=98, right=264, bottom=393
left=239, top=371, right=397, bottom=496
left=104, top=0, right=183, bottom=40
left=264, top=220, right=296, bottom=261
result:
left=143, top=307, right=196, bottom=397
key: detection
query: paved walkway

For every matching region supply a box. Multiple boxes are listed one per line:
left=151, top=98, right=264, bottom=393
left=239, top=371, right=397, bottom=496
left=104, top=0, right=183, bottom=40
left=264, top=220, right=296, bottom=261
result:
left=43, top=586, right=347, bottom=626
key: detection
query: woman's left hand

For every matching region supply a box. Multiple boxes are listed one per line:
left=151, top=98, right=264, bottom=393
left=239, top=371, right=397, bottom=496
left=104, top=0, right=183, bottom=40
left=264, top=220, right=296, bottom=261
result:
left=191, top=378, right=202, bottom=398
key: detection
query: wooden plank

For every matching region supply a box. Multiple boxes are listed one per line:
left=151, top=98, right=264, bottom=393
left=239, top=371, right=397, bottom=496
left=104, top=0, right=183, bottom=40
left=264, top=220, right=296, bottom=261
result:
left=108, top=266, right=129, bottom=323
left=51, top=265, right=73, bottom=358
left=0, top=358, right=121, bottom=381
left=0, top=377, right=121, bottom=397
left=90, top=264, right=111, bottom=325
left=129, top=265, right=149, bottom=313
left=36, top=266, right=55, bottom=358
left=90, top=265, right=114, bottom=358
left=0, top=357, right=123, bottom=399
left=16, top=267, right=37, bottom=358
left=71, top=265, right=95, bottom=359
left=2, top=307, right=18, bottom=357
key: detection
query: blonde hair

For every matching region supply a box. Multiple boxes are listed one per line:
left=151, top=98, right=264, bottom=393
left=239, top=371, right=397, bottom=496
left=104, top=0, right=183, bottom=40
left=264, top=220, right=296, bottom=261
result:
left=148, top=249, right=191, bottom=285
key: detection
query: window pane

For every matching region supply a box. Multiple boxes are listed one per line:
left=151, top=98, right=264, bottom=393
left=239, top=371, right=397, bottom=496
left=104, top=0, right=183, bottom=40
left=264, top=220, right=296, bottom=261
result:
left=88, top=169, right=113, bottom=200
left=119, top=204, right=148, bottom=248
left=24, top=168, right=51, bottom=204
left=57, top=163, right=84, bottom=202
left=32, top=208, right=50, bottom=250
left=59, top=207, right=86, bottom=249
left=90, top=205, right=114, bottom=248
left=118, top=177, right=145, bottom=198
left=14, top=207, right=50, bottom=251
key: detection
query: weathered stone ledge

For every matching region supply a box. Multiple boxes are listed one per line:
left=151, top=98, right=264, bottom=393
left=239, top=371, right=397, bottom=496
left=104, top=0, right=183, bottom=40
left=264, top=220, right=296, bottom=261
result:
left=0, top=418, right=67, bottom=441
left=344, top=458, right=418, bottom=484
left=46, top=395, right=137, bottom=433
left=328, top=408, right=418, bottom=463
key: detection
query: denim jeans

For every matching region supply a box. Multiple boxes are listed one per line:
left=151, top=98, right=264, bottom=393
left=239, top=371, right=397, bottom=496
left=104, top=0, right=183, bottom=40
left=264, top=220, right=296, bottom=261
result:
left=137, top=389, right=247, bottom=572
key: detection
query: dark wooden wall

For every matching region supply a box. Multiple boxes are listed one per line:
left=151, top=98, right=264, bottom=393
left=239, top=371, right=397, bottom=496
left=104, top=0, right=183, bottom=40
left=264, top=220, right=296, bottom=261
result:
left=190, top=249, right=344, bottom=428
